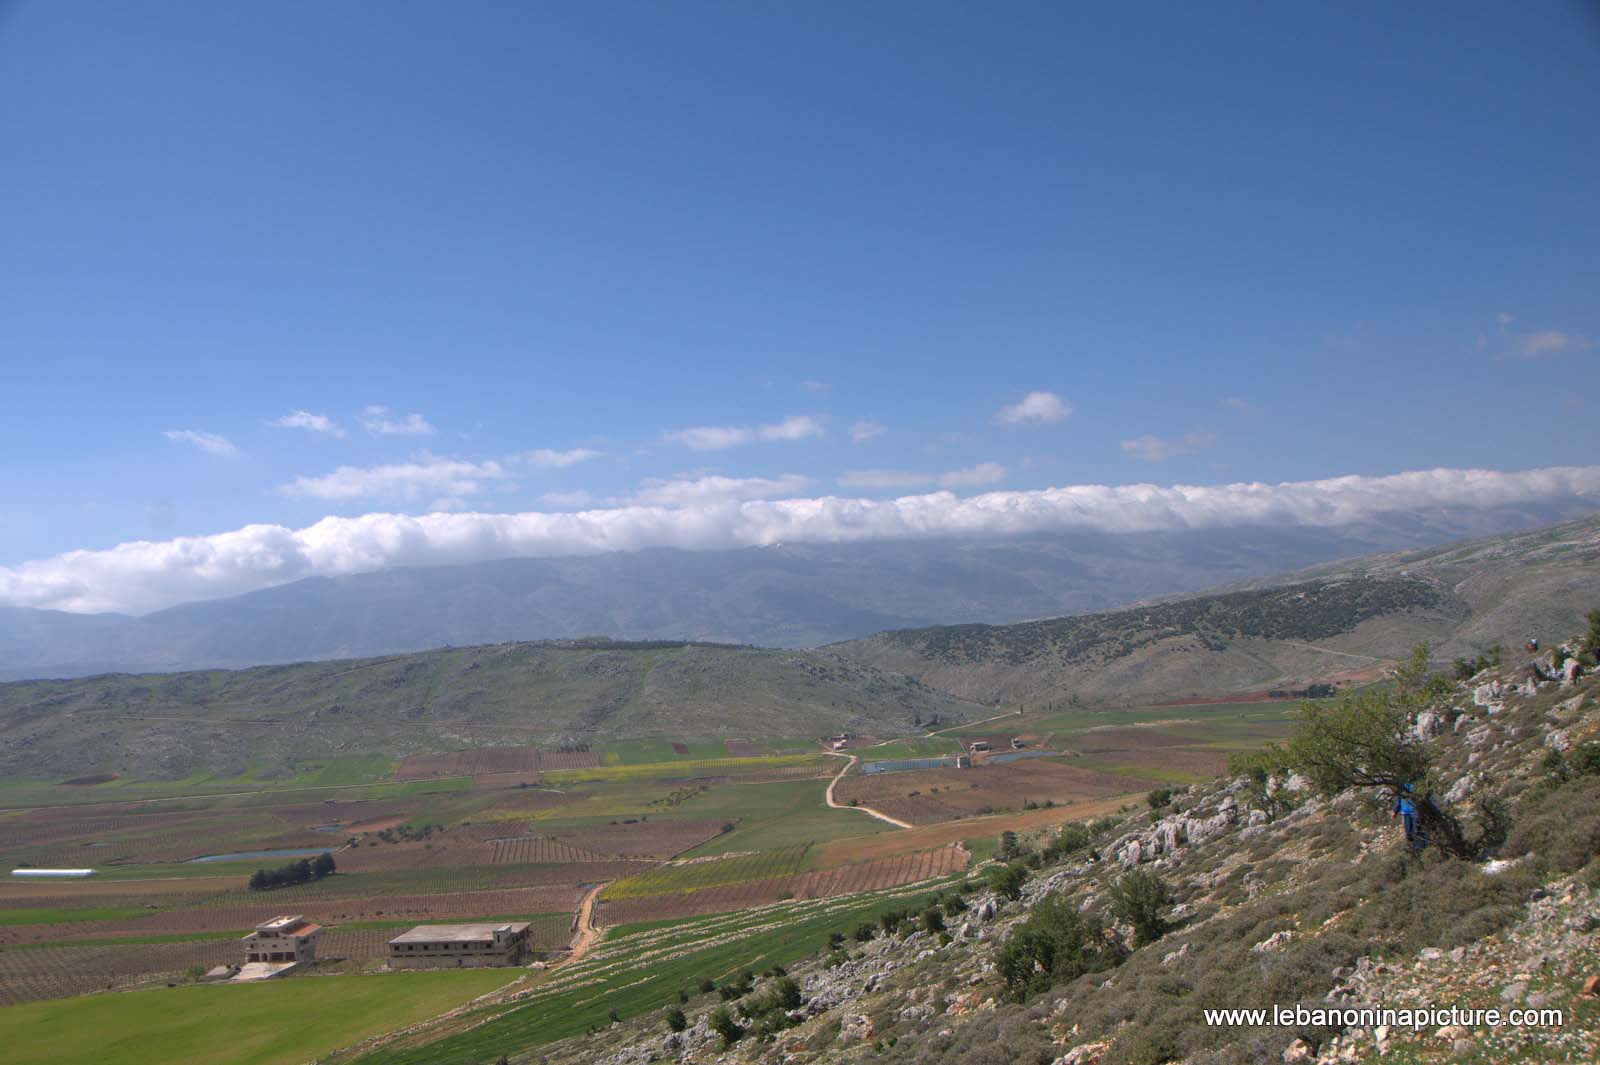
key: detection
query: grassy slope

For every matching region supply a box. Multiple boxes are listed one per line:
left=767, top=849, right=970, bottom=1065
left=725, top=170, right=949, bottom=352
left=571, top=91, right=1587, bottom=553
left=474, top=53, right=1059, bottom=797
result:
left=0, top=970, right=516, bottom=1065
left=0, top=640, right=984, bottom=781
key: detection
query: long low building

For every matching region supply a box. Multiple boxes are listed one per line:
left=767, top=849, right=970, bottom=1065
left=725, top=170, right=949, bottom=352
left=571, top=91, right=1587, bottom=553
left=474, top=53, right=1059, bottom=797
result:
left=387, top=922, right=532, bottom=969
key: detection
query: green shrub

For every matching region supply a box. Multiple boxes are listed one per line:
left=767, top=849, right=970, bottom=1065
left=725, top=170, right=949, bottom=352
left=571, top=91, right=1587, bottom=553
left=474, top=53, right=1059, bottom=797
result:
left=709, top=1005, right=744, bottom=1046
left=1503, top=775, right=1600, bottom=874
left=1042, top=822, right=1094, bottom=862
left=986, top=862, right=1028, bottom=901
left=1109, top=869, right=1171, bottom=946
left=665, top=1007, right=687, bottom=1032
left=996, top=892, right=1125, bottom=1001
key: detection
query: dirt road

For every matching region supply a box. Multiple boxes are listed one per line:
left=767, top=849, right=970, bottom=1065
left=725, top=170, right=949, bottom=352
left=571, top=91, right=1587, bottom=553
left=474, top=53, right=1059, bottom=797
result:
left=824, top=753, right=915, bottom=829
left=554, top=881, right=606, bottom=970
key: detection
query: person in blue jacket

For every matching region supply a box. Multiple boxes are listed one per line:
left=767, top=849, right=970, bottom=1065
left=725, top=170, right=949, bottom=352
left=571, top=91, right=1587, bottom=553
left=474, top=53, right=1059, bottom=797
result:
left=1391, top=783, right=1425, bottom=854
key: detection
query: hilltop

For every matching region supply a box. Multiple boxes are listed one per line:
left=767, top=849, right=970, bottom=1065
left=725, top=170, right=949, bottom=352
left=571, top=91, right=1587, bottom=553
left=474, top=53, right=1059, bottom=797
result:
left=0, top=638, right=982, bottom=780
left=829, top=516, right=1600, bottom=706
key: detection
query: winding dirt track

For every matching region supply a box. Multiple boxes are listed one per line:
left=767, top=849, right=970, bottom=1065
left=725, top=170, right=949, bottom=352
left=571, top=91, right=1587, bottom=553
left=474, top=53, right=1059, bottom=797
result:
left=823, top=753, right=915, bottom=829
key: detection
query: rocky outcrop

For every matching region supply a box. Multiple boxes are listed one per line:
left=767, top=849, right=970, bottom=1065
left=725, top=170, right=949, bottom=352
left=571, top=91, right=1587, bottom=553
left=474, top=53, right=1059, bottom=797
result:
left=1112, top=794, right=1240, bottom=867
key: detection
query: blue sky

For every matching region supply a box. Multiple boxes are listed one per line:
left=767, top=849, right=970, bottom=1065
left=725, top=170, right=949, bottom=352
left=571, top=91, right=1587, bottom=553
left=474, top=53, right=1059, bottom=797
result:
left=2, top=2, right=1597, bottom=611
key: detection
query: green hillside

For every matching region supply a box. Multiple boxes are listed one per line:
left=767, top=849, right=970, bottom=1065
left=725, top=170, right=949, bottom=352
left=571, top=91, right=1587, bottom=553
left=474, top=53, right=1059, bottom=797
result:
left=0, top=638, right=981, bottom=780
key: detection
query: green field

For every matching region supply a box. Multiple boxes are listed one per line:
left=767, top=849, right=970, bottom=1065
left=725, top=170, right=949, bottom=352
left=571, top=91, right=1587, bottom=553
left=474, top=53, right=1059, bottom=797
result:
left=602, top=844, right=811, bottom=899
left=0, top=905, right=151, bottom=926
left=542, top=752, right=827, bottom=785
left=674, top=778, right=890, bottom=856
left=0, top=970, right=517, bottom=1065
left=600, top=739, right=736, bottom=764
left=349, top=882, right=959, bottom=1065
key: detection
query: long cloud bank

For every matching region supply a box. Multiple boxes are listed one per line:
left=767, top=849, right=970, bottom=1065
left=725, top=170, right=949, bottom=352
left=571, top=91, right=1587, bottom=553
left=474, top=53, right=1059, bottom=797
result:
left=6, top=464, right=1599, bottom=615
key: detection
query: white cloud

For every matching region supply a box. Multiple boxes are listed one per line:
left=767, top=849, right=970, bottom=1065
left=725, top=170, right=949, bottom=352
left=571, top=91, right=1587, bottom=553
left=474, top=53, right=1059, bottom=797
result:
left=541, top=490, right=595, bottom=508
left=8, top=465, right=1600, bottom=614
left=281, top=457, right=509, bottom=503
left=1510, top=330, right=1592, bottom=358
left=521, top=448, right=603, bottom=469
left=164, top=430, right=238, bottom=457
left=1221, top=397, right=1264, bottom=417
left=1492, top=312, right=1592, bottom=359
left=1121, top=431, right=1218, bottom=462
left=939, top=462, right=1008, bottom=487
left=849, top=420, right=888, bottom=444
left=996, top=391, right=1072, bottom=426
left=839, top=463, right=1008, bottom=490
left=631, top=474, right=813, bottom=506
left=662, top=415, right=826, bottom=451
left=361, top=406, right=436, bottom=436
left=269, top=410, right=344, bottom=437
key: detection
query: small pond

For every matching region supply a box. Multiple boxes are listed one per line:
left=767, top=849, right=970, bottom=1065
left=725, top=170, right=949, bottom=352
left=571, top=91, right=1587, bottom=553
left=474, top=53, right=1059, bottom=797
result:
left=185, top=848, right=332, bottom=864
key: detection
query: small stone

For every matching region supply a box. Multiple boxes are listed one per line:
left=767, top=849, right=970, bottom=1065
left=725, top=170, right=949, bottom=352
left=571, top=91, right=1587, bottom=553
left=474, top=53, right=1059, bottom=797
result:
left=1499, top=980, right=1527, bottom=1003
left=1282, top=1037, right=1313, bottom=1063
left=1452, top=1037, right=1475, bottom=1058
left=1436, top=1024, right=1469, bottom=1040
left=1582, top=974, right=1600, bottom=997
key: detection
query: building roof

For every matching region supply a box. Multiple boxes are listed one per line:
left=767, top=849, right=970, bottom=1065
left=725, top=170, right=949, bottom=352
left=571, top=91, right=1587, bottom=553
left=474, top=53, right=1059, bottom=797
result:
left=250, top=915, right=320, bottom=937
left=388, top=922, right=531, bottom=945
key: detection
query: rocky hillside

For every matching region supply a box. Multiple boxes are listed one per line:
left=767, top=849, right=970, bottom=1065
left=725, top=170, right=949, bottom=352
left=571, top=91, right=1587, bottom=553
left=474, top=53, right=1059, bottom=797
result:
left=522, top=631, right=1600, bottom=1065
left=0, top=639, right=982, bottom=780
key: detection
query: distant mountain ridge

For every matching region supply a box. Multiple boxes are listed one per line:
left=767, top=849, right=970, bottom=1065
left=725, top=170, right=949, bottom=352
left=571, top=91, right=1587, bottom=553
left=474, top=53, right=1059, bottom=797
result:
left=2, top=502, right=1593, bottom=680
left=829, top=514, right=1600, bottom=705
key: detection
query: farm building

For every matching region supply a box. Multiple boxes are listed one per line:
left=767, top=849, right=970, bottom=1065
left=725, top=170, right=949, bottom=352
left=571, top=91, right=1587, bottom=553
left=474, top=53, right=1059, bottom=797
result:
left=242, top=915, right=321, bottom=964
left=387, top=922, right=532, bottom=969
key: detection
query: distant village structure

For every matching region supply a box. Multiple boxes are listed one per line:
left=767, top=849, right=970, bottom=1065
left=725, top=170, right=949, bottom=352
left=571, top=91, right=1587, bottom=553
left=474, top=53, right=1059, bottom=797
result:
left=242, top=915, right=321, bottom=964
left=387, top=922, right=532, bottom=969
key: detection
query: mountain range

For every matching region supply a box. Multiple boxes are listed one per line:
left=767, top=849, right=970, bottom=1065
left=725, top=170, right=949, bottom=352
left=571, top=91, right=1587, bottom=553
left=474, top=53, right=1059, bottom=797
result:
left=3, top=513, right=1597, bottom=779
left=2, top=502, right=1593, bottom=680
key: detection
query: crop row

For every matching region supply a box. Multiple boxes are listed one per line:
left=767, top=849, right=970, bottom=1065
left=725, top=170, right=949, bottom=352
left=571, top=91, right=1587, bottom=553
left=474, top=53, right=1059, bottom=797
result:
left=0, top=937, right=239, bottom=1007
left=594, top=845, right=966, bottom=927
left=600, top=844, right=810, bottom=900
left=487, top=836, right=610, bottom=864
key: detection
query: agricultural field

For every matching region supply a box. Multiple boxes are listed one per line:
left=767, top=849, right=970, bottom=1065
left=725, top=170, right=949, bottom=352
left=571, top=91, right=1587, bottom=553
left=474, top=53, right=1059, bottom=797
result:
left=0, top=970, right=517, bottom=1065
left=0, top=699, right=1279, bottom=1060
left=946, top=700, right=1295, bottom=784
left=594, top=845, right=967, bottom=926
left=833, top=755, right=1146, bottom=825
left=339, top=882, right=965, bottom=1065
